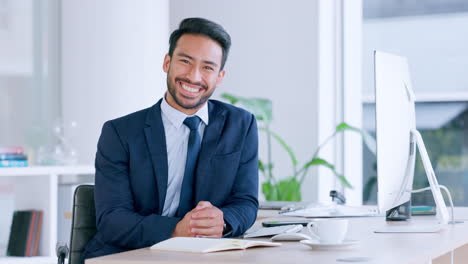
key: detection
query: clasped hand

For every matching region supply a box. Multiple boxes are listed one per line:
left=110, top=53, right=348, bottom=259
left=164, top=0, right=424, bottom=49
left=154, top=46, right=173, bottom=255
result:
left=172, top=201, right=224, bottom=238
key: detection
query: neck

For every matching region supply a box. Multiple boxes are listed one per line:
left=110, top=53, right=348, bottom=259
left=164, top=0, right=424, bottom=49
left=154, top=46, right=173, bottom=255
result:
left=165, top=93, right=203, bottom=115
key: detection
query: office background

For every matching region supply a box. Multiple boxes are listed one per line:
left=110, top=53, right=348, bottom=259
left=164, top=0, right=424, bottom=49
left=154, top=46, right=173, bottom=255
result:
left=0, top=0, right=467, bottom=258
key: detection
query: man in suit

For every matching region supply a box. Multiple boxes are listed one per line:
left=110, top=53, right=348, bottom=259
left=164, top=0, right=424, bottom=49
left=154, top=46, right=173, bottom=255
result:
left=82, top=17, right=259, bottom=261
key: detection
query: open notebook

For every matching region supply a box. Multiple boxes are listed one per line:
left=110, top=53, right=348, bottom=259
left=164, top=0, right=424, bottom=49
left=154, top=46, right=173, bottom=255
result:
left=150, top=237, right=281, bottom=253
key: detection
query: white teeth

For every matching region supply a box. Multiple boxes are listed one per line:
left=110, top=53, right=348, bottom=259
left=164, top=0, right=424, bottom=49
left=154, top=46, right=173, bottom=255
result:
left=182, top=84, right=200, bottom=93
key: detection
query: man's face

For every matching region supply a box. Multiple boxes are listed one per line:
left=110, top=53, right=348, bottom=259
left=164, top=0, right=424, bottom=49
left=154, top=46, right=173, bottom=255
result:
left=163, top=34, right=225, bottom=114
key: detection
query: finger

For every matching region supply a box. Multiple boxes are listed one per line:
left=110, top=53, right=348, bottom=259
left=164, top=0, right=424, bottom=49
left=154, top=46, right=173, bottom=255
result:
left=194, top=201, right=213, bottom=211
left=196, top=234, right=220, bottom=238
left=191, top=208, right=220, bottom=219
left=191, top=226, right=223, bottom=237
left=190, top=218, right=222, bottom=228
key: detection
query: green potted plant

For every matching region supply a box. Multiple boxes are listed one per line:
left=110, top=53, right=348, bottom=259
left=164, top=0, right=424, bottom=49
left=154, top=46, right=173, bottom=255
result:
left=221, top=93, right=376, bottom=201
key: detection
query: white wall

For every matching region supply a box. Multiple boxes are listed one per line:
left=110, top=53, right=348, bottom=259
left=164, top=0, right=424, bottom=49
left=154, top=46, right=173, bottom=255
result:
left=170, top=0, right=322, bottom=201
left=61, top=0, right=169, bottom=164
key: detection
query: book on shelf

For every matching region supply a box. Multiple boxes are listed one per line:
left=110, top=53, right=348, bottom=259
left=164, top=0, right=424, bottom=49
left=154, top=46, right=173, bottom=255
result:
left=0, top=160, right=28, bottom=168
left=0, top=146, right=28, bottom=168
left=0, top=153, right=28, bottom=160
left=7, top=210, right=43, bottom=256
left=0, top=146, right=24, bottom=155
left=0, top=183, right=15, bottom=256
left=150, top=237, right=281, bottom=253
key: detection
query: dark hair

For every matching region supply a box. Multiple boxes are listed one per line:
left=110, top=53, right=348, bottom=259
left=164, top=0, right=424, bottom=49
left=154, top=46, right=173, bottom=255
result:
left=169, top=17, right=231, bottom=70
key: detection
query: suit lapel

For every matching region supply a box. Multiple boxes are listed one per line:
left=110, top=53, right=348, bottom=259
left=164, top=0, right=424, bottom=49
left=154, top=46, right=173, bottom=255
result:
left=144, top=100, right=168, bottom=214
left=195, top=101, right=226, bottom=200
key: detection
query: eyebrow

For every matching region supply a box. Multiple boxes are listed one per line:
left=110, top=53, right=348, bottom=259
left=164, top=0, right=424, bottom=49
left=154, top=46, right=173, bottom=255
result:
left=176, top=52, right=219, bottom=68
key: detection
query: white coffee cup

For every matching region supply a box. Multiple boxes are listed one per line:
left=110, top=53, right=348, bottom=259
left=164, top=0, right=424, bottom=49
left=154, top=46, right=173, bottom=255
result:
left=306, top=219, right=348, bottom=244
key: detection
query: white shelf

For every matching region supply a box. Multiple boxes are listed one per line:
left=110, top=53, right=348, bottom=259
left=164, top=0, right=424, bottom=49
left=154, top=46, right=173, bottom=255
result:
left=0, top=165, right=95, bottom=177
left=0, top=165, right=95, bottom=257
left=0, top=256, right=56, bottom=264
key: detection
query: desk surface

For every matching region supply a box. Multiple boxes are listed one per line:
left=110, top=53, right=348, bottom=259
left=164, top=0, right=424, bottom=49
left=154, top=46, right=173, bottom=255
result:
left=86, top=207, right=468, bottom=264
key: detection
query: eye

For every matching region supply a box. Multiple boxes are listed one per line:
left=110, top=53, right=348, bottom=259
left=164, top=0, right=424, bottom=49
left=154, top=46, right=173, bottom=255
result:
left=204, top=66, right=214, bottom=71
left=180, top=59, right=190, bottom=64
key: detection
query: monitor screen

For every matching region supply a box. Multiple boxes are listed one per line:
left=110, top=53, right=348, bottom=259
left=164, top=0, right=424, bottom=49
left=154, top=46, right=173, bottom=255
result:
left=374, top=51, right=416, bottom=214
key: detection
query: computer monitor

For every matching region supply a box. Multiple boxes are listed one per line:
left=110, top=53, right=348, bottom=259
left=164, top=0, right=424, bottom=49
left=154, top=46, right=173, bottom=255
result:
left=374, top=51, right=449, bottom=225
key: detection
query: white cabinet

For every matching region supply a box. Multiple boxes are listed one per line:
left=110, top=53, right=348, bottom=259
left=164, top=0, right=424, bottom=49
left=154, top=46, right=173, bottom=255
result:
left=0, top=166, right=94, bottom=257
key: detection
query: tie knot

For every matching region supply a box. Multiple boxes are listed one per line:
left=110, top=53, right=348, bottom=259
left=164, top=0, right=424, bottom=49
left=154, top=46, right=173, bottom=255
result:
left=183, top=116, right=201, bottom=130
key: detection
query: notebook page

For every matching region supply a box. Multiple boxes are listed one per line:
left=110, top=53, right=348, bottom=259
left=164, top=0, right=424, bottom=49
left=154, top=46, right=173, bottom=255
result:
left=151, top=237, right=241, bottom=253
left=151, top=237, right=280, bottom=253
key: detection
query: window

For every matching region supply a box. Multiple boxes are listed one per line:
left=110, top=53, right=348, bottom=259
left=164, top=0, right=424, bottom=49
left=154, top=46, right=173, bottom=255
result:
left=362, top=0, right=468, bottom=206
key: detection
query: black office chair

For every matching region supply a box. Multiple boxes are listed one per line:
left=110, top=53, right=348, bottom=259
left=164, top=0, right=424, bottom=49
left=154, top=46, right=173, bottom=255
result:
left=60, top=185, right=96, bottom=264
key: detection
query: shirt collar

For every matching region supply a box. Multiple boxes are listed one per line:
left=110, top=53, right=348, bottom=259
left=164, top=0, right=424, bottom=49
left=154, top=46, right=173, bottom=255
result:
left=161, top=94, right=209, bottom=129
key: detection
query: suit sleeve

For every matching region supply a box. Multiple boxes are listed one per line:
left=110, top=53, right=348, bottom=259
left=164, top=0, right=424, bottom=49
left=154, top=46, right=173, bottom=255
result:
left=94, top=121, right=180, bottom=249
left=220, top=114, right=259, bottom=237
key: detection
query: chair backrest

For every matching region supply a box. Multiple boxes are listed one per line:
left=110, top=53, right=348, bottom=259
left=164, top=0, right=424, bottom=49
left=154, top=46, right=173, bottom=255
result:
left=69, top=185, right=96, bottom=264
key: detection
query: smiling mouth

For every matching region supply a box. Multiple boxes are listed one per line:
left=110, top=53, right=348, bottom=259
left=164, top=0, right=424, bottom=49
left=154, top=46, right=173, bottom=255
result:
left=181, top=83, right=201, bottom=93
left=177, top=79, right=206, bottom=97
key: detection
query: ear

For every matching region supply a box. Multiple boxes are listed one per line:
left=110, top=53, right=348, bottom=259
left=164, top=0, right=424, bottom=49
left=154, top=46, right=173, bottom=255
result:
left=163, top=54, right=171, bottom=73
left=215, top=70, right=226, bottom=87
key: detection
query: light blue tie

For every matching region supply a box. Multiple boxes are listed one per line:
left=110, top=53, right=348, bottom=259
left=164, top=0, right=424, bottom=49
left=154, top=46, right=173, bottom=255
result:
left=177, top=116, right=202, bottom=217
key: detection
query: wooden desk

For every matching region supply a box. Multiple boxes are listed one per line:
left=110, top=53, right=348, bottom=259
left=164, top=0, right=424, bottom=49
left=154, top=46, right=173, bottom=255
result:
left=86, top=208, right=468, bottom=264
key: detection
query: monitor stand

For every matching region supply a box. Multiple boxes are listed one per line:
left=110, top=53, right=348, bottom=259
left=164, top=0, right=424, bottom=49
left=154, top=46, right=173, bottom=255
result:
left=386, top=200, right=411, bottom=221
left=412, top=129, right=450, bottom=225
left=377, top=130, right=450, bottom=233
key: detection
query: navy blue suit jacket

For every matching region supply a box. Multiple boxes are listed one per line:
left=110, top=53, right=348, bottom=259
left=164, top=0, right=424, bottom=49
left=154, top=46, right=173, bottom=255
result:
left=82, top=99, right=259, bottom=261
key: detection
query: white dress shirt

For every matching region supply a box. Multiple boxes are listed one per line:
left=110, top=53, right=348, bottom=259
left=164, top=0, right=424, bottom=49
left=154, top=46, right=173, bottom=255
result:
left=160, top=96, right=209, bottom=217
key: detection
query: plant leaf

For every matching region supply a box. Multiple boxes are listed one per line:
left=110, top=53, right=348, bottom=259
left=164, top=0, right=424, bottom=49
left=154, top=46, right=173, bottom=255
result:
left=303, top=157, right=334, bottom=170
left=264, top=162, right=273, bottom=170
left=335, top=122, right=376, bottom=155
left=336, top=174, right=353, bottom=189
left=303, top=157, right=353, bottom=189
left=221, top=93, right=272, bottom=123
left=259, top=127, right=298, bottom=167
left=276, top=177, right=301, bottom=201
left=262, top=182, right=279, bottom=201
left=241, top=98, right=272, bottom=123
left=336, top=122, right=359, bottom=132
left=220, top=93, right=239, bottom=104
left=258, top=159, right=265, bottom=173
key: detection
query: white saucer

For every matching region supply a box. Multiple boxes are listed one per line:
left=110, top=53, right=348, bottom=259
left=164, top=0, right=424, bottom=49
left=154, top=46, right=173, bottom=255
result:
left=271, top=232, right=312, bottom=241
left=300, top=239, right=359, bottom=250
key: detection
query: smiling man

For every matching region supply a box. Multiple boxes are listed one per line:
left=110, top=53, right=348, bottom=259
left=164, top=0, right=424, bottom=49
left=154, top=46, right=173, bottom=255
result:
left=82, top=18, right=259, bottom=262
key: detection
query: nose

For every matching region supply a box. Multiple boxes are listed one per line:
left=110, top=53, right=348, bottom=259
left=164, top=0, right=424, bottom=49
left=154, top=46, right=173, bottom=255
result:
left=186, top=65, right=202, bottom=83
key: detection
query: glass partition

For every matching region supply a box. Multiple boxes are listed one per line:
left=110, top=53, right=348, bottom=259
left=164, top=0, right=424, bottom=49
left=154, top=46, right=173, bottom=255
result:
left=0, top=0, right=60, bottom=163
